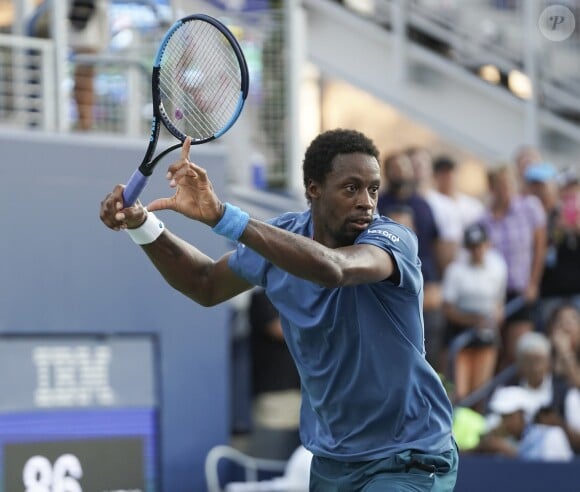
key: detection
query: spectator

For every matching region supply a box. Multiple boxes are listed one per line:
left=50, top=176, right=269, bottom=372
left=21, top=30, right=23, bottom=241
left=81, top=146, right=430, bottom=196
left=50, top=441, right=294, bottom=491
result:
left=476, top=385, right=574, bottom=462
left=528, top=164, right=580, bottom=329
left=26, top=0, right=109, bottom=131
left=378, top=151, right=444, bottom=370
left=480, top=164, right=547, bottom=370
left=442, top=223, right=506, bottom=409
left=245, top=288, right=302, bottom=460
left=68, top=0, right=109, bottom=131
left=382, top=204, right=415, bottom=231
left=510, top=332, right=559, bottom=418
left=504, top=331, right=580, bottom=453
left=513, top=145, right=542, bottom=193
left=406, top=145, right=434, bottom=198
left=432, top=156, right=485, bottom=241
left=546, top=303, right=580, bottom=389
left=407, top=147, right=459, bottom=268
left=378, top=152, right=441, bottom=282
left=542, top=304, right=580, bottom=452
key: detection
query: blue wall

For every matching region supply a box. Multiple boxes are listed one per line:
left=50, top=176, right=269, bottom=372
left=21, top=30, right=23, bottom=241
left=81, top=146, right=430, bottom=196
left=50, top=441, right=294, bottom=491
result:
left=456, top=455, right=580, bottom=492
left=0, top=130, right=232, bottom=491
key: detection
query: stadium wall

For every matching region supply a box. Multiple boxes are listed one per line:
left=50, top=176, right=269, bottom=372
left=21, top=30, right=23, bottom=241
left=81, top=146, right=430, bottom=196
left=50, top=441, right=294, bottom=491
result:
left=0, top=130, right=232, bottom=492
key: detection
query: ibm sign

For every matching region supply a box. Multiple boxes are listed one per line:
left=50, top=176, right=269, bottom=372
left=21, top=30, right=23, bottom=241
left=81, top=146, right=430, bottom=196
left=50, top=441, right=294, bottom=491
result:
left=33, top=345, right=116, bottom=407
left=0, top=335, right=159, bottom=492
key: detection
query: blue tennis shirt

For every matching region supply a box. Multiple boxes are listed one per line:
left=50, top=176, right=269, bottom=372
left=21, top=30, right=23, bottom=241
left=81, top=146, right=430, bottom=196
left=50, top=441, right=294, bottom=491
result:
left=228, top=210, right=454, bottom=461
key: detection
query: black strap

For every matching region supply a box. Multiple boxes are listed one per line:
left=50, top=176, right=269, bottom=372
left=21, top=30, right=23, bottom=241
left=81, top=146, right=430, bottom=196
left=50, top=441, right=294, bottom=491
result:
left=405, top=459, right=436, bottom=474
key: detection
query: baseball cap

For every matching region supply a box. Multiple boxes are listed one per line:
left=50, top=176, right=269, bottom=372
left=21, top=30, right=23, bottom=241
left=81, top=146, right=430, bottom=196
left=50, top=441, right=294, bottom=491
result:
left=463, top=223, right=487, bottom=248
left=433, top=156, right=456, bottom=173
left=488, top=386, right=532, bottom=415
left=524, top=162, right=557, bottom=182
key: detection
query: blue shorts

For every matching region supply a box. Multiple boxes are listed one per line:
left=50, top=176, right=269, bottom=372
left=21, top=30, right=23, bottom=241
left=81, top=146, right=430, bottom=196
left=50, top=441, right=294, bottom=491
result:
left=309, top=444, right=458, bottom=492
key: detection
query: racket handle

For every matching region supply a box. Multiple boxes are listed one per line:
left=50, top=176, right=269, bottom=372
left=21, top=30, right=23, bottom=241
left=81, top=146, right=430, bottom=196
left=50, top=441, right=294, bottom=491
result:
left=123, top=169, right=149, bottom=207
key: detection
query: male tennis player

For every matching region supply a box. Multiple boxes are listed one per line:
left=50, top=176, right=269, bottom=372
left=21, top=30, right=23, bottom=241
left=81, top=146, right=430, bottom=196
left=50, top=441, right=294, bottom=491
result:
left=100, top=129, right=458, bottom=491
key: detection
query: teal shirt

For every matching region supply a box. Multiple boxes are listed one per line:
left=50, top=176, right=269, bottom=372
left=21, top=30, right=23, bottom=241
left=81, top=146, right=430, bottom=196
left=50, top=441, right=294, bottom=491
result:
left=228, top=210, right=453, bottom=460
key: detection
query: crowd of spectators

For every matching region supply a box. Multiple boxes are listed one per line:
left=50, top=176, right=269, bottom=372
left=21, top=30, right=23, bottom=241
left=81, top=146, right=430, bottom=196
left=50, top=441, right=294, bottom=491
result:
left=374, top=144, right=580, bottom=461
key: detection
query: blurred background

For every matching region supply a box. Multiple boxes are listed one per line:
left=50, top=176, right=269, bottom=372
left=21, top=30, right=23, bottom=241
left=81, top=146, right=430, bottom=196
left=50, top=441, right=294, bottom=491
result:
left=1, top=0, right=580, bottom=491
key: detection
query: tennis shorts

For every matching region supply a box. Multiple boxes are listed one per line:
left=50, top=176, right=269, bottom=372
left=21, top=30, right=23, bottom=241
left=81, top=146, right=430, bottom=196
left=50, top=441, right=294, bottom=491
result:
left=309, top=443, right=458, bottom=492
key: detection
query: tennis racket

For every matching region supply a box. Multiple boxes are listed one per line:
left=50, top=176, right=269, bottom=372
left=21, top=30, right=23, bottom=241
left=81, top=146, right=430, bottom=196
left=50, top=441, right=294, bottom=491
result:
left=122, top=13, right=249, bottom=206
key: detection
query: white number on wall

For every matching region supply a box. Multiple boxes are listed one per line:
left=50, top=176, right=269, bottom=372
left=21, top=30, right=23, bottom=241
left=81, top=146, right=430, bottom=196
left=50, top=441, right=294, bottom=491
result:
left=23, top=454, right=83, bottom=492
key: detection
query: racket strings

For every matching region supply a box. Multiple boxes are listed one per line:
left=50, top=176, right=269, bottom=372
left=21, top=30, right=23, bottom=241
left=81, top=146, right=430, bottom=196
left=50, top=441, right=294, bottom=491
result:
left=159, top=20, right=243, bottom=141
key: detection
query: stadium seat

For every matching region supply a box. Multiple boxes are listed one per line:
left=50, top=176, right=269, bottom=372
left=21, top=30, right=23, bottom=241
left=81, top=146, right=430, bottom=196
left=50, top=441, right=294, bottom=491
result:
left=205, top=445, right=287, bottom=492
left=205, top=444, right=311, bottom=492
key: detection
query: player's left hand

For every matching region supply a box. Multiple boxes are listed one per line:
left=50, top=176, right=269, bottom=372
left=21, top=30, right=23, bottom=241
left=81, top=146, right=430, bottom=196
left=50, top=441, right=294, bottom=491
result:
left=147, top=137, right=224, bottom=226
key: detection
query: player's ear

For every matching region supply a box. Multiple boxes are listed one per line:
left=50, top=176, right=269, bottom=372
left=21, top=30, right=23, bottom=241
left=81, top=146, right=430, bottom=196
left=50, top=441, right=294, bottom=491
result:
left=306, top=179, right=322, bottom=201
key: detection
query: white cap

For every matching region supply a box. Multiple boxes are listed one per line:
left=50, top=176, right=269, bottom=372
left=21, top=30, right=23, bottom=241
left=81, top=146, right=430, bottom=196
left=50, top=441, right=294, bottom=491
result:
left=488, top=386, right=532, bottom=415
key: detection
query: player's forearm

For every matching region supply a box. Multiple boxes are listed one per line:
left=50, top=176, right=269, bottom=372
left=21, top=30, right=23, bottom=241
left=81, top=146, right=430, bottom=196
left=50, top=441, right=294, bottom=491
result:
left=141, top=229, right=217, bottom=305
left=239, top=219, right=348, bottom=287
left=529, top=227, right=547, bottom=288
left=443, top=304, right=481, bottom=328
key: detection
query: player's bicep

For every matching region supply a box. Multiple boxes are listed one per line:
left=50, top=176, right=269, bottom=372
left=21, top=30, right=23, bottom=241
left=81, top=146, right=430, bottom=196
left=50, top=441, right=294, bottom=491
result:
left=206, top=252, right=254, bottom=305
left=339, top=243, right=397, bottom=286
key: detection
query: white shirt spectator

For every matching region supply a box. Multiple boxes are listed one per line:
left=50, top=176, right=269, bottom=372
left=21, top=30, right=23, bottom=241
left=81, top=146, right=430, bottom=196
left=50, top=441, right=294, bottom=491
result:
left=425, top=189, right=462, bottom=242
left=455, top=192, right=486, bottom=230
left=565, top=387, right=580, bottom=433
left=443, top=250, right=507, bottom=316
left=519, top=376, right=554, bottom=422
left=486, top=386, right=574, bottom=462
left=519, top=424, right=574, bottom=462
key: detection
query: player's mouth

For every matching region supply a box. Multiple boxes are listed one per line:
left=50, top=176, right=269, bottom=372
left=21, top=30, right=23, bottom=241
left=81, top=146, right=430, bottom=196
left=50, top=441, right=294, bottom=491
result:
left=349, top=216, right=372, bottom=230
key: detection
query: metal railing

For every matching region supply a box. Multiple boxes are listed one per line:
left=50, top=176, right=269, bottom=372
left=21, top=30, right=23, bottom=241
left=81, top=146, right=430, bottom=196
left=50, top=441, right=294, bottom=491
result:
left=0, top=33, right=155, bottom=135
left=70, top=51, right=151, bottom=135
left=339, top=0, right=580, bottom=122
left=0, top=33, right=55, bottom=130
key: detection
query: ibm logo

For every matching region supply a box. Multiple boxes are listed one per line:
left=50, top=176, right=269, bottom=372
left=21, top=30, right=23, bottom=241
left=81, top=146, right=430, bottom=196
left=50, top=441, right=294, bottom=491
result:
left=33, top=346, right=116, bottom=407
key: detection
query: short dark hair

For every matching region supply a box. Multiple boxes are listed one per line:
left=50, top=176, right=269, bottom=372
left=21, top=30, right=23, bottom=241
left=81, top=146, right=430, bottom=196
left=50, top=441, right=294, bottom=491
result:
left=302, top=129, right=379, bottom=193
left=433, top=155, right=456, bottom=173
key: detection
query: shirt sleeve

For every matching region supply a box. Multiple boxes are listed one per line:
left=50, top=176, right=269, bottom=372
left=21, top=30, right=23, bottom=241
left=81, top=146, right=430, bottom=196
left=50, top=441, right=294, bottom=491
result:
left=524, top=195, right=547, bottom=229
left=355, top=221, right=422, bottom=294
left=228, top=242, right=269, bottom=287
left=227, top=213, right=303, bottom=287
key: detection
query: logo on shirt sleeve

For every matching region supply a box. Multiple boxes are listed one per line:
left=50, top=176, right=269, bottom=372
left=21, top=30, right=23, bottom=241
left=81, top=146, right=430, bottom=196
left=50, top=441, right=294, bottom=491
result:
left=367, top=228, right=400, bottom=243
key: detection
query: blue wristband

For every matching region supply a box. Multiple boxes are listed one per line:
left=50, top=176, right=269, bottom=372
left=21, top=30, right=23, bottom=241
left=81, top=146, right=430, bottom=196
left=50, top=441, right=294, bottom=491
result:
left=212, top=202, right=250, bottom=241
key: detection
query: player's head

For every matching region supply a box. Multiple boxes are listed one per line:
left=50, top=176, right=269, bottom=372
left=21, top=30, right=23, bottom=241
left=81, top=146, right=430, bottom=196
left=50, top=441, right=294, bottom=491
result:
left=302, top=129, right=381, bottom=247
left=302, top=129, right=380, bottom=201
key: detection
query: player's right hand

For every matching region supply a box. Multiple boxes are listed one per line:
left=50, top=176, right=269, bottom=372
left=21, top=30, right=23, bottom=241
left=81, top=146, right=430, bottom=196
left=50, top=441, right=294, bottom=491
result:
left=99, top=185, right=148, bottom=231
left=147, top=137, right=224, bottom=227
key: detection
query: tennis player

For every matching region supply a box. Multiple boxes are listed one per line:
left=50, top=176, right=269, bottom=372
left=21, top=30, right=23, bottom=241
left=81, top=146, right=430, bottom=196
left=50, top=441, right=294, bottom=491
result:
left=100, top=129, right=458, bottom=491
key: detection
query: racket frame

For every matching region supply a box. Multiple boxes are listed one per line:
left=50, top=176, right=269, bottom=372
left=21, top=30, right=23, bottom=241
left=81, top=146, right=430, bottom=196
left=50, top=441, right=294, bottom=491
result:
left=123, top=13, right=249, bottom=206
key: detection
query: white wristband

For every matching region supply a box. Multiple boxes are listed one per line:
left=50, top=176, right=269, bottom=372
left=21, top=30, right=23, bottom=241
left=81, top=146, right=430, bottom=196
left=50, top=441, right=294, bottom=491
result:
left=125, top=211, right=164, bottom=245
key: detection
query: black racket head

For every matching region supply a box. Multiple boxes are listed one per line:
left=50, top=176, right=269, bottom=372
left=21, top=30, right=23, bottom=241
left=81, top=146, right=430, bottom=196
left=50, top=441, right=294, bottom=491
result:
left=152, top=14, right=250, bottom=145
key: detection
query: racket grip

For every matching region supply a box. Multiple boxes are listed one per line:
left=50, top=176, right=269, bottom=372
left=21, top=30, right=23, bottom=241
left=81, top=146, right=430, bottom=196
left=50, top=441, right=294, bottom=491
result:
left=123, top=169, right=149, bottom=207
